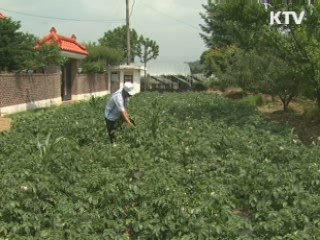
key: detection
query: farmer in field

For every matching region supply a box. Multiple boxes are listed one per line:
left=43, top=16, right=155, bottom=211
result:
left=104, top=81, right=136, bottom=143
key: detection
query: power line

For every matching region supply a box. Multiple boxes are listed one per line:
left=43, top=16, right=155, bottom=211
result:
left=0, top=7, right=125, bottom=23
left=130, top=0, right=136, bottom=18
left=138, top=1, right=200, bottom=31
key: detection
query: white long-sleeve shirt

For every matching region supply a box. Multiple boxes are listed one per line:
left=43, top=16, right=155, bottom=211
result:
left=104, top=90, right=129, bottom=121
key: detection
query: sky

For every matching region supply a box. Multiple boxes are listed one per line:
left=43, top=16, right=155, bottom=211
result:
left=0, top=0, right=208, bottom=64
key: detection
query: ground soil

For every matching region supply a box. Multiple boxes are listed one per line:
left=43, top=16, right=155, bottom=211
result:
left=258, top=99, right=320, bottom=145
left=0, top=117, right=12, bottom=132
left=208, top=88, right=320, bottom=145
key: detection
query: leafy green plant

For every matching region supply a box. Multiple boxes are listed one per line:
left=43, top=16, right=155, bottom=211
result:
left=240, top=94, right=265, bottom=107
left=36, top=133, right=64, bottom=158
left=1, top=92, right=320, bottom=239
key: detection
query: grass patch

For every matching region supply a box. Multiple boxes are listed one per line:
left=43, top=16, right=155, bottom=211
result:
left=239, top=94, right=266, bottom=107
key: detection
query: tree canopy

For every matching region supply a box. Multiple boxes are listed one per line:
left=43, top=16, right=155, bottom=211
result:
left=98, top=25, right=140, bottom=63
left=80, top=42, right=124, bottom=73
left=98, top=25, right=160, bottom=66
left=0, top=17, right=63, bottom=73
left=200, top=0, right=319, bottom=110
left=137, top=36, right=159, bottom=70
left=0, top=17, right=29, bottom=72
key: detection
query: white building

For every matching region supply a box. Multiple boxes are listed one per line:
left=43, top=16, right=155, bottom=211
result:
left=107, top=64, right=145, bottom=94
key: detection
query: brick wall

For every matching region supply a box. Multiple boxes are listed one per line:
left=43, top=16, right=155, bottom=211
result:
left=73, top=73, right=109, bottom=95
left=0, top=73, right=61, bottom=107
left=0, top=72, right=110, bottom=115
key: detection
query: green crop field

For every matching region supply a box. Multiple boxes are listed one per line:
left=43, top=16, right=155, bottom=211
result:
left=1, top=92, right=320, bottom=239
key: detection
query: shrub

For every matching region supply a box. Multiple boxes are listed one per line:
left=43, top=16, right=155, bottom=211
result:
left=240, top=94, right=265, bottom=107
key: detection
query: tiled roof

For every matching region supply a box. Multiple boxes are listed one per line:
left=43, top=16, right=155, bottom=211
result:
left=36, top=27, right=89, bottom=56
left=0, top=12, right=6, bottom=19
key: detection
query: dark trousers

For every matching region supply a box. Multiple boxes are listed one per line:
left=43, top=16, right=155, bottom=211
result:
left=105, top=117, right=135, bottom=143
left=105, top=118, right=120, bottom=143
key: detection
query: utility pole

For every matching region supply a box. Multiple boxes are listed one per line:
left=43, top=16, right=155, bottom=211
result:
left=126, top=0, right=131, bottom=65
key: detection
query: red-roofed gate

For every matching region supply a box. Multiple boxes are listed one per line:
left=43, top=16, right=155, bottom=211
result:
left=36, top=27, right=89, bottom=101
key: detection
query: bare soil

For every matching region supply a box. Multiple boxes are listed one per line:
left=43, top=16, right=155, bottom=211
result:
left=258, top=99, right=320, bottom=145
left=0, top=117, right=12, bottom=132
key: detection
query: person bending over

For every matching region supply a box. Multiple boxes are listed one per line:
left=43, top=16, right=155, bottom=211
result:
left=104, top=81, right=136, bottom=143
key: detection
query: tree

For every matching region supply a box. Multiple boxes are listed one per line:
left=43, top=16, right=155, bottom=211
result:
left=137, top=36, right=159, bottom=71
left=0, top=17, right=63, bottom=72
left=200, top=45, right=239, bottom=77
left=0, top=17, right=26, bottom=72
left=30, top=43, right=65, bottom=73
left=99, top=25, right=140, bottom=64
left=80, top=42, right=124, bottom=73
left=199, top=0, right=311, bottom=110
left=200, top=1, right=269, bottom=50
left=286, top=2, right=320, bottom=107
left=222, top=50, right=302, bottom=111
left=188, top=60, right=205, bottom=75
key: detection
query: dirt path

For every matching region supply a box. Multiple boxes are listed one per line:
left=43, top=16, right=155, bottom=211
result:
left=0, top=117, right=12, bottom=132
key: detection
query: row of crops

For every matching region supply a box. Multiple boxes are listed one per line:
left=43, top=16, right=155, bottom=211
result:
left=0, top=92, right=320, bottom=239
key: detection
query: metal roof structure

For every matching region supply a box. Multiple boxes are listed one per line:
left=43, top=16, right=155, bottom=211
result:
left=146, top=61, right=191, bottom=76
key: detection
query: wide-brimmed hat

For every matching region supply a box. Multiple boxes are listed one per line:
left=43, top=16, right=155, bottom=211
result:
left=123, top=81, right=136, bottom=96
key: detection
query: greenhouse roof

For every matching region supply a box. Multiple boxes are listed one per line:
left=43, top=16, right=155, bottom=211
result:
left=146, top=61, right=191, bottom=76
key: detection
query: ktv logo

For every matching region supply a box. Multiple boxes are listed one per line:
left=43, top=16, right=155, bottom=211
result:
left=270, top=11, right=305, bottom=25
